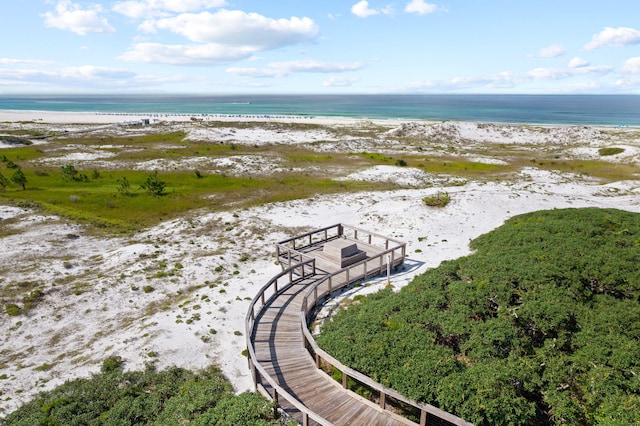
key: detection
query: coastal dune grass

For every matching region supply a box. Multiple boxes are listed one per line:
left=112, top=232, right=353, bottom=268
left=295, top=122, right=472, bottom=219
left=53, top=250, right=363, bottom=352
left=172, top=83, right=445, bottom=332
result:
left=2, top=126, right=639, bottom=233
left=0, top=165, right=395, bottom=233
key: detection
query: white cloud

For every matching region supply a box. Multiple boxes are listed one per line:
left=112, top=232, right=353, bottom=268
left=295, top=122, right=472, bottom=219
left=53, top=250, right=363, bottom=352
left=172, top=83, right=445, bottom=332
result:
left=568, top=57, right=589, bottom=68
left=622, top=57, right=640, bottom=74
left=404, top=0, right=438, bottom=15
left=227, top=60, right=365, bottom=78
left=323, top=76, right=359, bottom=87
left=525, top=68, right=568, bottom=80
left=43, top=0, right=115, bottom=35
left=526, top=65, right=611, bottom=80
left=123, top=10, right=319, bottom=65
left=351, top=1, right=380, bottom=18
left=398, top=72, right=519, bottom=92
left=0, top=58, right=52, bottom=66
left=0, top=65, right=137, bottom=87
left=571, top=65, right=613, bottom=76
left=146, top=10, right=318, bottom=47
left=584, top=27, right=640, bottom=50
left=113, top=0, right=227, bottom=19
left=529, top=44, right=565, bottom=58
left=119, top=42, right=255, bottom=65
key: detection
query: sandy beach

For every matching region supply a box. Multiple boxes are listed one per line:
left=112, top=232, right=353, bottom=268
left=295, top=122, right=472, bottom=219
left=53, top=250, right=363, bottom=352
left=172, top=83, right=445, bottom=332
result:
left=1, top=110, right=639, bottom=416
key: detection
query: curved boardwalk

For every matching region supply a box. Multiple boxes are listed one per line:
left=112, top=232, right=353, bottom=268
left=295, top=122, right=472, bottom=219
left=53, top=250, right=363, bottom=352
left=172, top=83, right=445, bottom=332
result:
left=246, top=224, right=472, bottom=426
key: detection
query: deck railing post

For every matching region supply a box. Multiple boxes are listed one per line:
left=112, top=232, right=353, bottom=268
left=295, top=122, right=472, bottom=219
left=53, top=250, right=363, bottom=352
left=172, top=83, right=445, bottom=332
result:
left=303, top=413, right=309, bottom=426
left=315, top=353, right=320, bottom=369
left=420, top=409, right=427, bottom=426
left=379, top=391, right=386, bottom=409
left=368, top=234, right=372, bottom=244
left=324, top=229, right=327, bottom=241
left=342, top=371, right=348, bottom=389
left=385, top=239, right=389, bottom=250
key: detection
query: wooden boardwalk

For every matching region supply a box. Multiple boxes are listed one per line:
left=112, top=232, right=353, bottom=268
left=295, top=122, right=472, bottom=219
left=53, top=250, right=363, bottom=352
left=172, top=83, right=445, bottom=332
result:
left=246, top=224, right=472, bottom=426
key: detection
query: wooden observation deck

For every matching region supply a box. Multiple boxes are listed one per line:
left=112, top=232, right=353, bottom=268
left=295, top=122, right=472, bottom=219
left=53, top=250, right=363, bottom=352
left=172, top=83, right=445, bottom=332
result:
left=245, top=224, right=472, bottom=426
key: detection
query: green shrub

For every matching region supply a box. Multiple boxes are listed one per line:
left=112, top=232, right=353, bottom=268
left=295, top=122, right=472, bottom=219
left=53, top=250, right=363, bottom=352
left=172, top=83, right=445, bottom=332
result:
left=423, top=191, right=451, bottom=207
left=317, top=208, right=640, bottom=426
left=101, top=356, right=124, bottom=373
left=4, top=362, right=280, bottom=426
left=598, top=147, right=624, bottom=156
left=140, top=171, right=166, bottom=196
left=5, top=303, right=21, bottom=316
left=143, top=285, right=154, bottom=293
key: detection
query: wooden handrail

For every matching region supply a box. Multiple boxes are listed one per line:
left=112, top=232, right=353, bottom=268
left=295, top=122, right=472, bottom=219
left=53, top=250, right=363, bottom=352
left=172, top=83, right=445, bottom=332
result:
left=246, top=224, right=469, bottom=425
left=245, top=259, right=335, bottom=426
left=299, top=247, right=473, bottom=426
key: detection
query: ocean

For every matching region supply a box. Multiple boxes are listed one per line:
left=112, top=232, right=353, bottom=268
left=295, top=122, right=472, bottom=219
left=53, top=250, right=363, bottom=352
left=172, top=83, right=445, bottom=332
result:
left=1, top=94, right=639, bottom=126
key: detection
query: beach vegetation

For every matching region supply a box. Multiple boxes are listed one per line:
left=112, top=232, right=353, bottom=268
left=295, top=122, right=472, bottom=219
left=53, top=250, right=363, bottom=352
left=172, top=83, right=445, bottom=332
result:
left=4, top=359, right=282, bottom=425
left=10, top=168, right=27, bottom=190
left=0, top=171, right=8, bottom=191
left=140, top=171, right=167, bottom=196
left=598, top=147, right=624, bottom=156
left=60, top=164, right=81, bottom=182
left=4, top=303, right=22, bottom=316
left=423, top=191, right=451, bottom=207
left=316, top=208, right=640, bottom=426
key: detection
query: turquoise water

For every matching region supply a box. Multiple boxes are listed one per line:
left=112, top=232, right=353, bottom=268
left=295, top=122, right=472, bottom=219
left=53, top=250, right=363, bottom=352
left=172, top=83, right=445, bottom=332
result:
left=1, top=94, right=639, bottom=126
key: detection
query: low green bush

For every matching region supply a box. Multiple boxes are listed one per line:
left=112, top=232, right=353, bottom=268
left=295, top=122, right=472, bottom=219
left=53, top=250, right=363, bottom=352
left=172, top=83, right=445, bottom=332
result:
left=4, top=359, right=281, bottom=425
left=317, top=208, right=640, bottom=425
left=598, top=147, right=624, bottom=156
left=423, top=191, right=451, bottom=207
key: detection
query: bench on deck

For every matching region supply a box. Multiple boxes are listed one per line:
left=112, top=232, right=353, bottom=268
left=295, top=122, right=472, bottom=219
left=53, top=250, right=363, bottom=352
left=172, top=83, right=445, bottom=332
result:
left=321, top=239, right=366, bottom=268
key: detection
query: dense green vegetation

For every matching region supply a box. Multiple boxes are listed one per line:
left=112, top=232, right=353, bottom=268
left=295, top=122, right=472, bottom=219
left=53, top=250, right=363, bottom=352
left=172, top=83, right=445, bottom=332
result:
left=316, top=208, right=640, bottom=425
left=2, top=358, right=287, bottom=426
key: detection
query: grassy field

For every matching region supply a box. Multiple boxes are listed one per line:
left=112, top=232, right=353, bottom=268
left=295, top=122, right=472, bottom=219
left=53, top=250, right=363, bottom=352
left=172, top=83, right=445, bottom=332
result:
left=1, top=122, right=638, bottom=234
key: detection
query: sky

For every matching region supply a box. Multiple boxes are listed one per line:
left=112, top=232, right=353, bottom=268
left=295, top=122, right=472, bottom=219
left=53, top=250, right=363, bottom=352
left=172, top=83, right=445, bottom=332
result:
left=1, top=0, right=640, bottom=94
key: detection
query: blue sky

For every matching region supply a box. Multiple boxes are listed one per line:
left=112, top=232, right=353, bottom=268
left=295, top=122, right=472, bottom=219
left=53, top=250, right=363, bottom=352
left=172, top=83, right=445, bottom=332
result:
left=1, top=0, right=640, bottom=94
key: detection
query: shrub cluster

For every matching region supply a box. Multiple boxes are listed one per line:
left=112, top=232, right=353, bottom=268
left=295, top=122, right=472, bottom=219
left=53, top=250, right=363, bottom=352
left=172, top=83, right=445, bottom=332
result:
left=3, top=360, right=284, bottom=426
left=317, top=208, right=640, bottom=425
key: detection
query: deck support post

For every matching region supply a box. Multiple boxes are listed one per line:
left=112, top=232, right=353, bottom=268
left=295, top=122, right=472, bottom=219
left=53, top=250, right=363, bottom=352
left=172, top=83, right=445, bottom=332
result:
left=379, top=391, right=386, bottom=409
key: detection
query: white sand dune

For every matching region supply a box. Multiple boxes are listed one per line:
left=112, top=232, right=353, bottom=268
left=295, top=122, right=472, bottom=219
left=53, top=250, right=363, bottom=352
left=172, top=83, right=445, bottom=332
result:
left=0, top=111, right=639, bottom=416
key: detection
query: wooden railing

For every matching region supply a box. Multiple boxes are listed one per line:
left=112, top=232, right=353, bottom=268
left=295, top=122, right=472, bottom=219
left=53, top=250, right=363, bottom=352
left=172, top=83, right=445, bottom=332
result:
left=245, top=259, right=335, bottom=426
left=276, top=223, right=407, bottom=270
left=300, top=323, right=472, bottom=426
left=298, top=247, right=473, bottom=426
left=246, top=224, right=470, bottom=426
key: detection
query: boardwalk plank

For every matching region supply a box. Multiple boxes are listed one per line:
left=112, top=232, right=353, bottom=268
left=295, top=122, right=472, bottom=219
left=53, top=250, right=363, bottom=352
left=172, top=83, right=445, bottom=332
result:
left=251, top=237, right=413, bottom=426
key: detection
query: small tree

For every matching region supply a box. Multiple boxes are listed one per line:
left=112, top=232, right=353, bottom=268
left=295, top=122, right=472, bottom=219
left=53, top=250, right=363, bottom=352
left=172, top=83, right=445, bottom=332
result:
left=61, top=164, right=79, bottom=181
left=140, top=171, right=166, bottom=196
left=117, top=176, right=131, bottom=196
left=11, top=168, right=27, bottom=190
left=0, top=170, right=9, bottom=191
